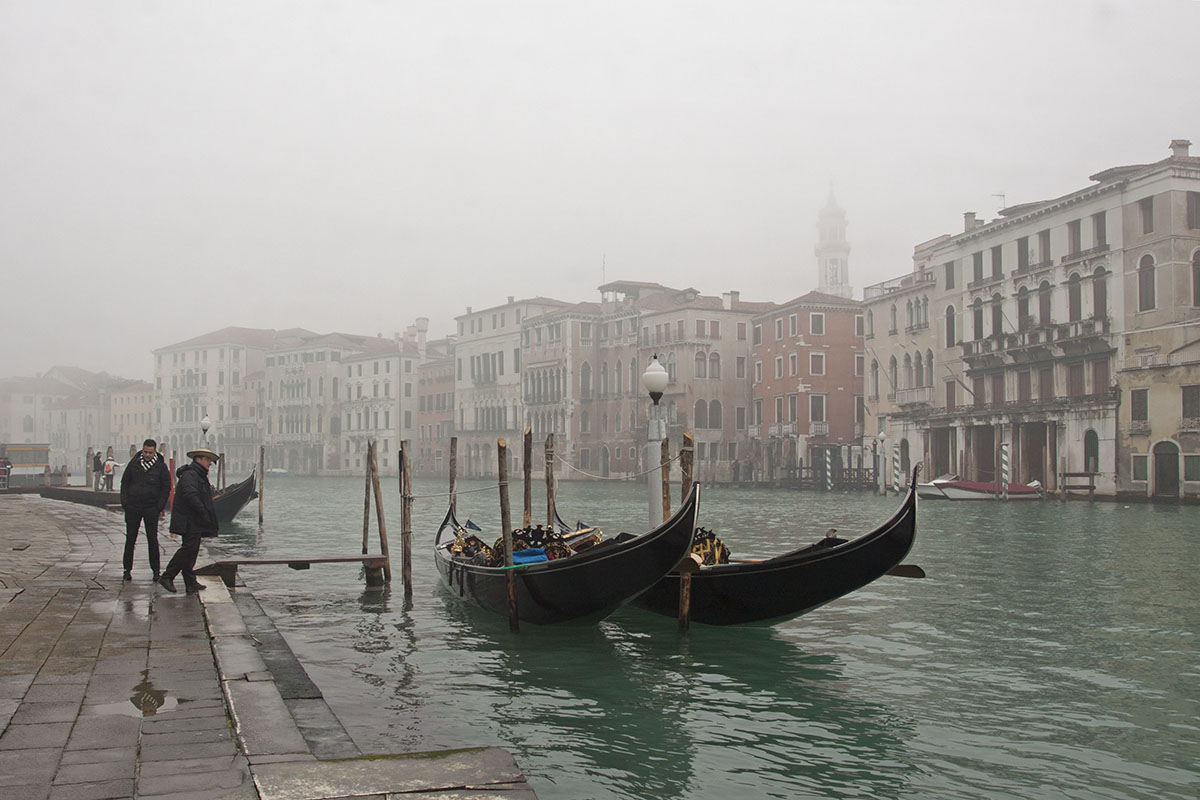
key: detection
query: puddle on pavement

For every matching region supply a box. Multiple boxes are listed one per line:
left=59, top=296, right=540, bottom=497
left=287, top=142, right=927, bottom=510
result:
left=91, top=669, right=178, bottom=717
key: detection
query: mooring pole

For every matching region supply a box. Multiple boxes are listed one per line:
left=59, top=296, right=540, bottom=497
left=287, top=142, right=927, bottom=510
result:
left=660, top=438, right=671, bottom=523
left=522, top=427, right=532, bottom=529
left=545, top=433, right=556, bottom=529
left=677, top=553, right=701, bottom=632
left=369, top=441, right=391, bottom=584
left=680, top=432, right=694, bottom=504
left=448, top=436, right=458, bottom=518
left=258, top=445, right=265, bottom=525
left=498, top=438, right=518, bottom=632
left=399, top=441, right=412, bottom=598
left=362, top=441, right=372, bottom=555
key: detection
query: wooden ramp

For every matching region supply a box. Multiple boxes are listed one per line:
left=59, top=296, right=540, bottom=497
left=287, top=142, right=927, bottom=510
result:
left=195, top=555, right=389, bottom=588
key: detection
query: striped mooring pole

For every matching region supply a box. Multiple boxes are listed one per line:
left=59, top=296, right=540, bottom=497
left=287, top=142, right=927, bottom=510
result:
left=825, top=448, right=833, bottom=492
left=892, top=447, right=901, bottom=495
left=1001, top=441, right=1010, bottom=501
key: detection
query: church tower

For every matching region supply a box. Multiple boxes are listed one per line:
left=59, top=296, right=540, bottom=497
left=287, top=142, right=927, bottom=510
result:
left=814, top=188, right=853, bottom=298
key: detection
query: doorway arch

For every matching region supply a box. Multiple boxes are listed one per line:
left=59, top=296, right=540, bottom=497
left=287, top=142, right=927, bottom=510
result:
left=1153, top=440, right=1179, bottom=497
left=1083, top=430, right=1099, bottom=474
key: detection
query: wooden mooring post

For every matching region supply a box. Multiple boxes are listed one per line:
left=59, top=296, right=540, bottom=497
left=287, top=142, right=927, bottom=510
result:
left=522, top=427, right=532, bottom=529
left=498, top=438, right=518, bottom=632
left=449, top=436, right=458, bottom=518
left=258, top=445, right=265, bottom=525
left=677, top=432, right=697, bottom=631
left=680, top=432, right=694, bottom=504
left=398, top=441, right=412, bottom=598
left=660, top=438, right=671, bottom=522
left=545, top=433, right=556, bottom=529
left=367, top=441, right=391, bottom=586
left=362, top=443, right=372, bottom=555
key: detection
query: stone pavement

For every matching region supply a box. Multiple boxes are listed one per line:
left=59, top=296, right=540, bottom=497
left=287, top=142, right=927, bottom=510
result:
left=0, top=495, right=535, bottom=799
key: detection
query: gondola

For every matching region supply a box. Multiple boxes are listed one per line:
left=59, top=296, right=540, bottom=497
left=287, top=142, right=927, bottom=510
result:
left=434, top=484, right=700, bottom=625
left=211, top=472, right=257, bottom=523
left=632, top=470, right=919, bottom=626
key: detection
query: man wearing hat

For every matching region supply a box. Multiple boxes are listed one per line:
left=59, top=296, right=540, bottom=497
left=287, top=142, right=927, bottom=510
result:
left=158, top=448, right=220, bottom=594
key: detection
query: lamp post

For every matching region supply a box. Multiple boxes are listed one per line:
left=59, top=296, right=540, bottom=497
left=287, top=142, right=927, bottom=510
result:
left=200, top=414, right=211, bottom=449
left=641, top=355, right=669, bottom=528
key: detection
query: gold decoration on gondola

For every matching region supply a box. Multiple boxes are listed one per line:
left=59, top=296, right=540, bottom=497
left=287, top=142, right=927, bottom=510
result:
left=689, top=527, right=730, bottom=565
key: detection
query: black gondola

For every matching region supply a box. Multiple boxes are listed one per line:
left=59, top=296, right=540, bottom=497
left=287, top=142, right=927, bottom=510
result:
left=632, top=471, right=919, bottom=626
left=211, top=472, right=257, bottom=524
left=434, top=484, right=700, bottom=625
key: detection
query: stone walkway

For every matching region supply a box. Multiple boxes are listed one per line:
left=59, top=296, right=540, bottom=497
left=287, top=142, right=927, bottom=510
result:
left=0, top=495, right=534, bottom=799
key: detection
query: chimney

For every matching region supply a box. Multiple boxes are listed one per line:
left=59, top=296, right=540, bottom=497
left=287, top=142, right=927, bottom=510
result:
left=1170, top=139, right=1191, bottom=158
left=963, top=212, right=978, bottom=232
left=507, top=295, right=515, bottom=304
left=722, top=290, right=740, bottom=310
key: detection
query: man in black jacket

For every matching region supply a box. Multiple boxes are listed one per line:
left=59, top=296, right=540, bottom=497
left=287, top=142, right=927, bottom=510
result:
left=120, top=439, right=172, bottom=582
left=158, top=448, right=220, bottom=595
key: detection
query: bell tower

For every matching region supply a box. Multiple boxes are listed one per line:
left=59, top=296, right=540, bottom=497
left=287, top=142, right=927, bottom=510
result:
left=814, top=187, right=853, bottom=298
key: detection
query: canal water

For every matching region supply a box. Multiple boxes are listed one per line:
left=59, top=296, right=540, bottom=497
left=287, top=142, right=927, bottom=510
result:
left=207, top=476, right=1199, bottom=800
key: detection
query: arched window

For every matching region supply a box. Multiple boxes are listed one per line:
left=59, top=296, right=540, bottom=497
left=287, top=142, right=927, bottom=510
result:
left=580, top=410, right=589, bottom=433
left=867, top=310, right=875, bottom=336
left=630, top=358, right=638, bottom=394
left=1067, top=273, right=1082, bottom=322
left=922, top=296, right=930, bottom=326
left=1093, top=268, right=1108, bottom=319
left=914, top=352, right=924, bottom=388
left=580, top=362, right=592, bottom=397
left=694, top=351, right=707, bottom=379
left=615, top=360, right=623, bottom=395
left=1084, top=430, right=1099, bottom=473
left=991, top=293, right=1003, bottom=337
left=870, top=359, right=880, bottom=399
left=972, top=298, right=985, bottom=340
left=602, top=413, right=608, bottom=433
left=890, top=304, right=898, bottom=333
left=945, top=306, right=956, bottom=347
left=888, top=356, right=898, bottom=397
left=1039, top=281, right=1053, bottom=325
left=1017, top=287, right=1031, bottom=331
left=694, top=400, right=708, bottom=429
left=903, top=354, right=913, bottom=389
left=1138, top=254, right=1156, bottom=312
left=709, top=352, right=720, bottom=378
left=666, top=353, right=676, bottom=383
left=926, top=349, right=935, bottom=386
left=600, top=362, right=609, bottom=396
left=709, top=400, right=723, bottom=429
left=905, top=299, right=914, bottom=328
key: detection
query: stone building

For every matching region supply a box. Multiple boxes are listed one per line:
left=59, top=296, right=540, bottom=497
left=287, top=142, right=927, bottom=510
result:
left=415, top=336, right=455, bottom=477
left=109, top=380, right=155, bottom=456
left=863, top=138, right=1200, bottom=498
left=749, top=292, right=864, bottom=483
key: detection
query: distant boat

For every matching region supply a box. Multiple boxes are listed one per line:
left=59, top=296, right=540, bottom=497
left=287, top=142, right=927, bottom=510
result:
left=265, top=468, right=289, bottom=477
left=917, top=475, right=1042, bottom=501
left=211, top=473, right=258, bottom=522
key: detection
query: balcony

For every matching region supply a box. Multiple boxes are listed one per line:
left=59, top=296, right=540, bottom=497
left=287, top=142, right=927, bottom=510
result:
left=747, top=424, right=762, bottom=439
left=1060, top=243, right=1110, bottom=267
left=1014, top=258, right=1055, bottom=277
left=768, top=422, right=797, bottom=437
left=863, top=270, right=936, bottom=300
left=895, top=386, right=933, bottom=406
left=1182, top=417, right=1200, bottom=431
left=809, top=421, right=830, bottom=436
left=967, top=274, right=1005, bottom=291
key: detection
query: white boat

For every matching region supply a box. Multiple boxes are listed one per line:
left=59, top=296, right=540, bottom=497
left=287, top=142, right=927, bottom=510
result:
left=917, top=476, right=1042, bottom=501
left=265, top=468, right=289, bottom=477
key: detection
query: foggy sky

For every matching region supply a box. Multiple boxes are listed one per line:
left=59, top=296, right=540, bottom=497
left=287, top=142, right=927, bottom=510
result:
left=2, top=0, right=1198, bottom=382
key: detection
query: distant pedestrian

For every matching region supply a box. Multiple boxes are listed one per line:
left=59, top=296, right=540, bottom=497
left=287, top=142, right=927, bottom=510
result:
left=119, top=439, right=171, bottom=582
left=93, top=450, right=103, bottom=491
left=158, top=448, right=220, bottom=595
left=103, top=454, right=117, bottom=491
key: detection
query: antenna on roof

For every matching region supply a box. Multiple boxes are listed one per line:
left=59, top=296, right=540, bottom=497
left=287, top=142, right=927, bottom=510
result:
left=992, top=192, right=1006, bottom=211
left=602, top=253, right=606, bottom=287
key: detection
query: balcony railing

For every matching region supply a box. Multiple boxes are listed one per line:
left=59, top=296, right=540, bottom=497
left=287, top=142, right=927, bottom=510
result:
left=747, top=424, right=762, bottom=439
left=1128, top=420, right=1150, bottom=435
left=1060, top=243, right=1110, bottom=265
left=768, top=421, right=797, bottom=436
left=895, top=386, right=933, bottom=406
left=809, top=421, right=830, bottom=436
left=863, top=270, right=936, bottom=300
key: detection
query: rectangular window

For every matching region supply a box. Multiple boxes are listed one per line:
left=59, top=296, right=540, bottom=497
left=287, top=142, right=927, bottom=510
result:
left=1017, top=236, right=1030, bottom=271
left=1092, top=359, right=1110, bottom=396
left=1132, top=454, right=1148, bottom=481
left=736, top=356, right=746, bottom=378
left=855, top=353, right=864, bottom=377
left=754, top=361, right=762, bottom=383
left=945, top=380, right=956, bottom=408
left=788, top=393, right=798, bottom=422
left=753, top=325, right=762, bottom=345
left=1183, top=385, right=1200, bottom=419
left=1067, top=219, right=1082, bottom=255
left=991, top=245, right=1003, bottom=277
left=775, top=356, right=783, bottom=379
left=1093, top=211, right=1107, bottom=246
left=1018, top=370, right=1032, bottom=403
left=1184, top=455, right=1200, bottom=482
left=775, top=396, right=784, bottom=423
left=1139, top=196, right=1154, bottom=234
left=754, top=399, right=763, bottom=426
left=1039, top=367, right=1054, bottom=401
left=775, top=319, right=783, bottom=340
left=696, top=319, right=706, bottom=338
left=810, top=394, right=826, bottom=423
left=710, top=320, right=720, bottom=339
left=738, top=322, right=746, bottom=340
left=789, top=353, right=798, bottom=376
left=973, top=377, right=986, bottom=408
left=944, top=260, right=956, bottom=289
left=991, top=373, right=1004, bottom=405
left=1067, top=364, right=1085, bottom=397
left=973, top=251, right=984, bottom=282
left=1188, top=192, right=1200, bottom=229
left=810, top=313, right=825, bottom=335
left=810, top=353, right=825, bottom=376
left=677, top=320, right=685, bottom=340
left=1038, top=229, right=1051, bottom=264
left=736, top=406, right=746, bottom=430
left=855, top=314, right=864, bottom=337
left=789, top=314, right=798, bottom=336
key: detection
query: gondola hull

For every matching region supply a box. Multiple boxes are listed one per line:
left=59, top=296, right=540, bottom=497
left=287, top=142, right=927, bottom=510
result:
left=633, top=477, right=918, bottom=626
left=211, top=473, right=257, bottom=524
left=435, top=485, right=700, bottom=625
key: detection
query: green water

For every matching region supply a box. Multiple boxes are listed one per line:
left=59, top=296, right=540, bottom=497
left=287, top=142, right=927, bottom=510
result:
left=208, top=477, right=1200, bottom=800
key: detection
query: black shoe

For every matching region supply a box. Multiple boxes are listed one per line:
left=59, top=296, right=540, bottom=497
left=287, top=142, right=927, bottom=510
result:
left=185, top=582, right=206, bottom=594
left=157, top=576, right=177, bottom=594
left=151, top=572, right=160, bottom=582
left=122, top=571, right=132, bottom=582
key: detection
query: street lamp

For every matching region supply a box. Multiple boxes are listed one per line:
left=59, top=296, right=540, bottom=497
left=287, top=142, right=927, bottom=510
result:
left=200, top=414, right=212, bottom=448
left=641, top=355, right=669, bottom=528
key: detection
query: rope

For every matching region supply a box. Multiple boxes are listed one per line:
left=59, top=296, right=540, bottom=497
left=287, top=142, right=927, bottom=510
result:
left=552, top=450, right=683, bottom=481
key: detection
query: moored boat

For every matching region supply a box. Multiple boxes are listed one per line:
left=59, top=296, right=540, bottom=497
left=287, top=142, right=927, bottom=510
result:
left=434, top=484, right=700, bottom=625
left=631, top=471, right=920, bottom=626
left=917, top=477, right=1041, bottom=500
left=211, top=472, right=258, bottom=523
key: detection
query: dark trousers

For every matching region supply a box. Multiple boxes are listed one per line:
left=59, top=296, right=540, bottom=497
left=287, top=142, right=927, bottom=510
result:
left=162, top=531, right=201, bottom=587
left=123, top=508, right=162, bottom=574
